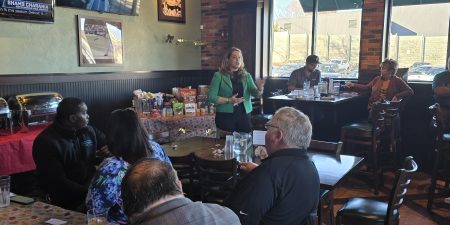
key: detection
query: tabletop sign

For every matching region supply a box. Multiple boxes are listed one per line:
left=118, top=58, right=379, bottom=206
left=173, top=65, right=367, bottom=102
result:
left=252, top=130, right=266, bottom=146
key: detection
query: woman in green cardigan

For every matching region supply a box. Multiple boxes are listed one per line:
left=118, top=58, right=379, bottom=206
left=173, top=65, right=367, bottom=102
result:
left=208, top=47, right=265, bottom=133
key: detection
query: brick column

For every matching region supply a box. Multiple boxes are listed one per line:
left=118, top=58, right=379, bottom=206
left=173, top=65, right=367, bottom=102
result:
left=359, top=0, right=388, bottom=82
left=201, top=0, right=244, bottom=70
left=201, top=0, right=227, bottom=70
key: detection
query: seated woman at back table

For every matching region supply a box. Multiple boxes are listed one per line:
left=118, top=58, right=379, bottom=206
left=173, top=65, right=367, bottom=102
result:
left=208, top=47, right=265, bottom=134
left=86, top=108, right=172, bottom=224
left=345, top=58, right=413, bottom=110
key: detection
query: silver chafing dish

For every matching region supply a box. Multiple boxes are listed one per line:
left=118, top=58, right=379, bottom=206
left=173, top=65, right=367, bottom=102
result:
left=14, top=92, right=63, bottom=126
left=0, top=98, right=13, bottom=135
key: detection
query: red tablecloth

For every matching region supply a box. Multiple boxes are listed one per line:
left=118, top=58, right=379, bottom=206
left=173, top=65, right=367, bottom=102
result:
left=0, top=124, right=47, bottom=175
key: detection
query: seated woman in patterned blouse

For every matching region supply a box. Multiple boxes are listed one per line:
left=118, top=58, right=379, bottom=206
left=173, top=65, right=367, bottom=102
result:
left=345, top=58, right=414, bottom=109
left=86, top=108, right=172, bottom=224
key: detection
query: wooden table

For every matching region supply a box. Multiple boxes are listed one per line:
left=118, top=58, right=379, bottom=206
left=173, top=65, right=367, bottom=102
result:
left=0, top=201, right=85, bottom=225
left=163, top=137, right=363, bottom=189
left=267, top=93, right=368, bottom=141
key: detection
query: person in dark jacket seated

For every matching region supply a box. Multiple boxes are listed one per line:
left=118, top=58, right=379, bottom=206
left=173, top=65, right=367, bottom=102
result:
left=33, top=97, right=108, bottom=211
left=121, top=158, right=241, bottom=225
left=225, top=106, right=320, bottom=225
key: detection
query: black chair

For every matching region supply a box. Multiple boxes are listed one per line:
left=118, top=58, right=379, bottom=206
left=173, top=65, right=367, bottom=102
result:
left=251, top=97, right=273, bottom=130
left=395, top=68, right=409, bottom=82
left=427, top=103, right=450, bottom=211
left=335, top=156, right=418, bottom=225
left=378, top=100, right=404, bottom=173
left=309, top=139, right=343, bottom=225
left=309, top=139, right=343, bottom=157
left=194, top=155, right=239, bottom=204
left=169, top=153, right=197, bottom=200
left=340, top=102, right=386, bottom=194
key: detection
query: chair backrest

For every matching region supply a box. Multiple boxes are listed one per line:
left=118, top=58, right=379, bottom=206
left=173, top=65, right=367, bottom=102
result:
left=379, top=100, right=402, bottom=137
left=309, top=139, right=343, bottom=156
left=385, top=156, right=418, bottom=225
left=370, top=101, right=387, bottom=123
left=395, top=68, right=409, bottom=81
left=169, top=153, right=196, bottom=198
left=429, top=103, right=449, bottom=133
left=251, top=97, right=263, bottom=115
left=169, top=153, right=195, bottom=180
left=194, top=155, right=239, bottom=204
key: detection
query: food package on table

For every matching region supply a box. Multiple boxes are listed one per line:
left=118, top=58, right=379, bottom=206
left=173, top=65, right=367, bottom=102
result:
left=173, top=102, right=184, bottom=115
left=184, top=102, right=196, bottom=116
left=197, top=95, right=208, bottom=109
left=179, top=88, right=197, bottom=103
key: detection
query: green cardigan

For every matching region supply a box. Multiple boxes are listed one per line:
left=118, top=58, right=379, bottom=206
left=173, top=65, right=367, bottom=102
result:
left=208, top=71, right=261, bottom=113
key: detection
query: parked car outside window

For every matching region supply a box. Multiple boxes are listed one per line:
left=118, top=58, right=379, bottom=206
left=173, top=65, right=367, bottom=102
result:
left=407, top=66, right=445, bottom=82
left=272, top=63, right=304, bottom=77
left=329, top=59, right=350, bottom=72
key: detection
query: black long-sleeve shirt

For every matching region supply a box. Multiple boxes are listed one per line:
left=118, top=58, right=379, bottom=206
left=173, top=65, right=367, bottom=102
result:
left=32, top=121, right=106, bottom=210
left=226, top=148, right=320, bottom=225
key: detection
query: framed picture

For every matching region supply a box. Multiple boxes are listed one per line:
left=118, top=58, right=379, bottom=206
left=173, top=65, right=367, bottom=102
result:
left=0, top=0, right=55, bottom=23
left=77, top=15, right=123, bottom=67
left=56, top=0, right=141, bottom=16
left=157, top=0, right=185, bottom=23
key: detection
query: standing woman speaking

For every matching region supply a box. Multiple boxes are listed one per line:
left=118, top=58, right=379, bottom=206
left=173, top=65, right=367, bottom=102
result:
left=208, top=47, right=265, bottom=133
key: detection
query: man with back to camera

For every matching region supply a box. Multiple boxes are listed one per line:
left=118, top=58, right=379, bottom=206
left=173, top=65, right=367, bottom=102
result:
left=288, top=55, right=322, bottom=91
left=432, top=56, right=450, bottom=107
left=225, top=106, right=320, bottom=225
left=32, top=97, right=108, bottom=211
left=121, top=158, right=241, bottom=225
left=432, top=56, right=450, bottom=126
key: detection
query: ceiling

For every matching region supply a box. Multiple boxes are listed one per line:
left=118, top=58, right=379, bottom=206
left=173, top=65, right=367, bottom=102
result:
left=300, top=0, right=450, bottom=12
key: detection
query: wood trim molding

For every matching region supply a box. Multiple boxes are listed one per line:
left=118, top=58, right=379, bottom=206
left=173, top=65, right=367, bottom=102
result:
left=0, top=70, right=216, bottom=85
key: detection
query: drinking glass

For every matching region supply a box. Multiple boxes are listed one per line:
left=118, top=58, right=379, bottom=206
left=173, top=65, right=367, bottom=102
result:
left=333, top=82, right=341, bottom=95
left=303, top=81, right=310, bottom=90
left=87, top=209, right=107, bottom=225
left=225, top=135, right=234, bottom=159
left=0, top=176, right=10, bottom=208
left=233, top=132, right=249, bottom=154
left=239, top=137, right=248, bottom=154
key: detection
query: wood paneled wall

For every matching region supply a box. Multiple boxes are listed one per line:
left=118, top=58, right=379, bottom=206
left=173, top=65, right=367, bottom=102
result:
left=0, top=70, right=215, bottom=130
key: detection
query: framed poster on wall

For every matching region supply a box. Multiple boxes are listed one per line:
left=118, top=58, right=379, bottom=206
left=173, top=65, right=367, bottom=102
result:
left=56, top=0, right=140, bottom=16
left=157, top=0, right=185, bottom=23
left=77, top=15, right=123, bottom=67
left=0, top=0, right=55, bottom=23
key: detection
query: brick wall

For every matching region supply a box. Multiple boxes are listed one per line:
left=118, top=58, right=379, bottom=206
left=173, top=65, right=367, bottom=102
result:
left=201, top=0, right=232, bottom=69
left=359, top=0, right=387, bottom=81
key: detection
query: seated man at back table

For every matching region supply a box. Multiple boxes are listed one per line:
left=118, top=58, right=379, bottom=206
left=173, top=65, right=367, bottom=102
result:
left=33, top=97, right=108, bottom=211
left=432, top=56, right=450, bottom=125
left=287, top=55, right=321, bottom=91
left=225, top=106, right=320, bottom=225
left=121, top=158, right=241, bottom=225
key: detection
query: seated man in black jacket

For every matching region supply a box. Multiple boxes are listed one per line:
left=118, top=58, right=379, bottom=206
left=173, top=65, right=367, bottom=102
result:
left=226, top=106, right=320, bottom=225
left=33, top=97, right=107, bottom=211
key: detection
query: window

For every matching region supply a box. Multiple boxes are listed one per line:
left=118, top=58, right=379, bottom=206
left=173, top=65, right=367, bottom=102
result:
left=389, top=2, right=450, bottom=82
left=270, top=0, right=363, bottom=79
left=348, top=19, right=357, bottom=28
left=271, top=0, right=310, bottom=78
left=316, top=1, right=362, bottom=79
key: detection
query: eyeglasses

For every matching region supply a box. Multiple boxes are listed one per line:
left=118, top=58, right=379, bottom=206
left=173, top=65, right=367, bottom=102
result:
left=264, top=124, right=279, bottom=130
